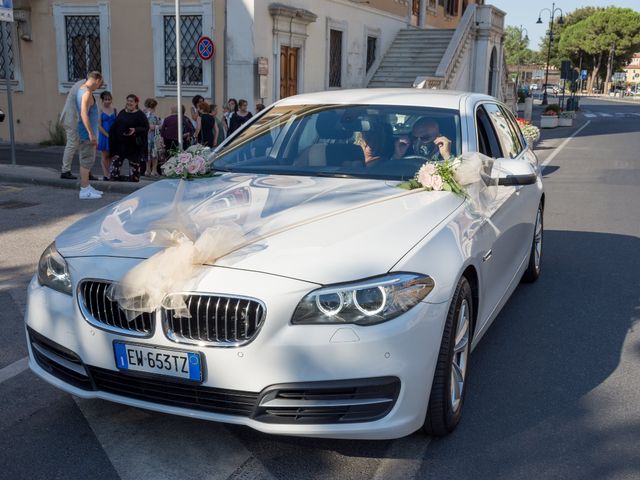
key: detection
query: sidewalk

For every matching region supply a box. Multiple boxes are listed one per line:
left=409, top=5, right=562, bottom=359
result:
left=0, top=163, right=156, bottom=194
left=0, top=143, right=156, bottom=194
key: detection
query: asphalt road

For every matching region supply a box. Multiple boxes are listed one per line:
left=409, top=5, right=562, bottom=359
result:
left=0, top=97, right=638, bottom=479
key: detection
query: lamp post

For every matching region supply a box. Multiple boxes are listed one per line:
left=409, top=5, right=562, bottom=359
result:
left=514, top=26, right=529, bottom=95
left=537, top=3, right=564, bottom=105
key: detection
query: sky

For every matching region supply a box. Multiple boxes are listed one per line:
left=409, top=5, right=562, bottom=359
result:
left=489, top=0, right=640, bottom=50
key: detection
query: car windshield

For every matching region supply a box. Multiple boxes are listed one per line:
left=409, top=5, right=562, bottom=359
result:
left=213, top=104, right=462, bottom=181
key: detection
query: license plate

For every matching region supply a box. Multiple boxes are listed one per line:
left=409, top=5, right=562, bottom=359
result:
left=113, top=342, right=202, bottom=382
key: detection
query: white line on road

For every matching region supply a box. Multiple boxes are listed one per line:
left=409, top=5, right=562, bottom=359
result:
left=541, top=120, right=592, bottom=168
left=600, top=113, right=613, bottom=117
left=0, top=357, right=29, bottom=384
left=615, top=112, right=626, bottom=116
left=583, top=113, right=597, bottom=118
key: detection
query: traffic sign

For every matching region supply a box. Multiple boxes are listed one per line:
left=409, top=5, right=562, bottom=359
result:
left=196, top=36, right=215, bottom=61
left=580, top=69, right=588, bottom=80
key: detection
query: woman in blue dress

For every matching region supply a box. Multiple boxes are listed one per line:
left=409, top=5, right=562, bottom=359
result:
left=97, top=91, right=117, bottom=180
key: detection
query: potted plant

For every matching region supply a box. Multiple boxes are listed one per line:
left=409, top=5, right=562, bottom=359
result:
left=540, top=110, right=558, bottom=128
left=558, top=111, right=575, bottom=127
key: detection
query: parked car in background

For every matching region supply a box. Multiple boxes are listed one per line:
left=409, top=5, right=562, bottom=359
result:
left=26, top=89, right=544, bottom=440
left=530, top=84, right=539, bottom=91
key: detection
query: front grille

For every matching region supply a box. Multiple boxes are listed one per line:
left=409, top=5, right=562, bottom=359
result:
left=255, top=377, right=400, bottom=424
left=28, top=327, right=93, bottom=390
left=162, top=294, right=265, bottom=346
left=88, top=366, right=259, bottom=417
left=78, top=280, right=154, bottom=337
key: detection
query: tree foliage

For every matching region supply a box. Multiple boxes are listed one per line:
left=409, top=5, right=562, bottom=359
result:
left=557, top=8, right=640, bottom=90
left=505, top=26, right=541, bottom=65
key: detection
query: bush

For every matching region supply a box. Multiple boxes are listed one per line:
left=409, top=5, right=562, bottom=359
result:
left=544, top=104, right=561, bottom=114
left=40, top=120, right=66, bottom=146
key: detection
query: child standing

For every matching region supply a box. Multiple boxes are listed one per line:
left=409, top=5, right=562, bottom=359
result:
left=97, top=91, right=117, bottom=180
left=144, top=98, right=162, bottom=176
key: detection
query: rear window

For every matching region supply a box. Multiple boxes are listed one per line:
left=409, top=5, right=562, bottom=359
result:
left=213, top=104, right=462, bottom=181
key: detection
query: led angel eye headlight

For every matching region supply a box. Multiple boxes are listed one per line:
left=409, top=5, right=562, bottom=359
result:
left=315, top=292, right=345, bottom=316
left=353, top=287, right=386, bottom=316
left=292, top=273, right=435, bottom=326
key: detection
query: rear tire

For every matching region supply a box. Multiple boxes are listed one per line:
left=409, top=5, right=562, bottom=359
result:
left=423, top=277, right=473, bottom=436
left=522, top=203, right=543, bottom=283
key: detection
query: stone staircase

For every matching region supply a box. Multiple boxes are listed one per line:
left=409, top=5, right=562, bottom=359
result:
left=368, top=28, right=456, bottom=88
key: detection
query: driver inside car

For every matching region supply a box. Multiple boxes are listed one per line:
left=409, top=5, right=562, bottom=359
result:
left=405, top=117, right=452, bottom=161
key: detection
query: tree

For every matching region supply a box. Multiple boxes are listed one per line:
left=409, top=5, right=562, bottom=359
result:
left=538, top=7, right=604, bottom=69
left=505, top=25, right=542, bottom=86
left=558, top=8, right=640, bottom=92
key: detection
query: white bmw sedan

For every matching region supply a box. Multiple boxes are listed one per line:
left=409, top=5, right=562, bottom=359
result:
left=26, top=89, right=543, bottom=440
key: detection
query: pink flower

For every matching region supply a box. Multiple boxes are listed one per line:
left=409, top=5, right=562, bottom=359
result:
left=178, top=153, right=191, bottom=164
left=419, top=171, right=434, bottom=189
left=431, top=174, right=444, bottom=191
left=423, top=163, right=436, bottom=176
left=175, top=163, right=184, bottom=175
left=187, top=162, right=199, bottom=174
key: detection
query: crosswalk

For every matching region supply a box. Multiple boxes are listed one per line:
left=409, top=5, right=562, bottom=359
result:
left=581, top=110, right=640, bottom=118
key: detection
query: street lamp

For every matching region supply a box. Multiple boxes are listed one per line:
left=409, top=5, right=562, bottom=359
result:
left=537, top=3, right=564, bottom=105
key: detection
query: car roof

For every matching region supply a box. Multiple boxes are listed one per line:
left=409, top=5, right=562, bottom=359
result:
left=274, top=88, right=496, bottom=110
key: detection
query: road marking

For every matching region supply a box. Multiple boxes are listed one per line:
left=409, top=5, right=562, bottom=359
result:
left=615, top=112, right=626, bottom=116
left=540, top=120, right=592, bottom=168
left=0, top=357, right=29, bottom=384
left=372, top=436, right=432, bottom=480
left=75, top=398, right=269, bottom=480
left=583, top=113, right=597, bottom=118
left=599, top=113, right=613, bottom=117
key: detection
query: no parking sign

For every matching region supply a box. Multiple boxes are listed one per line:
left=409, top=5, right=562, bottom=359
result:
left=196, top=36, right=215, bottom=61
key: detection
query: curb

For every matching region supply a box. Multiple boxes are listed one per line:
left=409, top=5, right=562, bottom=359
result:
left=0, top=165, right=154, bottom=194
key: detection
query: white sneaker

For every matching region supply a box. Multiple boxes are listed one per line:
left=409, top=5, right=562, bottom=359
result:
left=79, top=187, right=103, bottom=199
left=88, top=185, right=103, bottom=195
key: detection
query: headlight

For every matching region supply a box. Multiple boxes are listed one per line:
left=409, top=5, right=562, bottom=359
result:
left=292, top=273, right=434, bottom=326
left=37, top=243, right=72, bottom=295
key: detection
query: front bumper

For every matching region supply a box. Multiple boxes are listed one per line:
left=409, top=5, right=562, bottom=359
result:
left=24, top=262, right=449, bottom=440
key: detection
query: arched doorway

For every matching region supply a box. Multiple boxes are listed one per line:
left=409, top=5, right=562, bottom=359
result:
left=488, top=47, right=497, bottom=96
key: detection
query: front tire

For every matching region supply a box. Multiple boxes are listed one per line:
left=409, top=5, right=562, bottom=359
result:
left=522, top=202, right=543, bottom=283
left=423, top=277, right=473, bottom=436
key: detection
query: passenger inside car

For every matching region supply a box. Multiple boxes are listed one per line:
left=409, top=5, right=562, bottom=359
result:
left=354, top=121, right=394, bottom=166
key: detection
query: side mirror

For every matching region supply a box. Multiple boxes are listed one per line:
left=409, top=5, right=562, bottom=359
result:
left=0, top=109, right=5, bottom=123
left=491, top=158, right=538, bottom=186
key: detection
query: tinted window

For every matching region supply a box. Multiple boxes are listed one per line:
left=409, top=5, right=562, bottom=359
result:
left=476, top=106, right=502, bottom=159
left=483, top=103, right=522, bottom=159
left=214, top=104, right=462, bottom=181
left=500, top=106, right=526, bottom=152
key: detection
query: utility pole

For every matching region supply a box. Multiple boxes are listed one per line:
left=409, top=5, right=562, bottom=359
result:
left=2, top=21, right=16, bottom=165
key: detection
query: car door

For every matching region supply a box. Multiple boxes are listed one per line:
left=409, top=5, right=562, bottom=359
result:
left=473, top=103, right=534, bottom=331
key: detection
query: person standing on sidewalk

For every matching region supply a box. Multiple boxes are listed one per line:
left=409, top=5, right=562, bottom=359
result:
left=76, top=73, right=104, bottom=199
left=59, top=75, right=92, bottom=179
left=97, top=90, right=117, bottom=181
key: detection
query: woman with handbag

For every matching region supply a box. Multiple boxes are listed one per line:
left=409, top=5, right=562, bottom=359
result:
left=109, top=94, right=149, bottom=182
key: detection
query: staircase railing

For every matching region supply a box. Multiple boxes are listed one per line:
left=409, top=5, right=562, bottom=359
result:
left=435, top=4, right=476, bottom=82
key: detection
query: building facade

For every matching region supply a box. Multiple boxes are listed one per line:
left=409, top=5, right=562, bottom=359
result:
left=0, top=0, right=488, bottom=143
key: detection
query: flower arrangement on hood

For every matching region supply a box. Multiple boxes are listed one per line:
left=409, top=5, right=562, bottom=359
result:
left=161, top=144, right=214, bottom=180
left=398, top=159, right=465, bottom=195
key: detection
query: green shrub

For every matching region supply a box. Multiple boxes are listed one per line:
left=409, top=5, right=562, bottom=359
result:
left=40, top=120, right=66, bottom=146
left=544, top=104, right=561, bottom=114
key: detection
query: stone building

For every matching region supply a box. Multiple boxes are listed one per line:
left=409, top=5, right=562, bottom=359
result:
left=0, top=0, right=504, bottom=143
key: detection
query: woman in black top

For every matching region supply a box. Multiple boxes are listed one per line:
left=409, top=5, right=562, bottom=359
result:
left=228, top=99, right=253, bottom=135
left=195, top=101, right=217, bottom=147
left=109, top=94, right=149, bottom=182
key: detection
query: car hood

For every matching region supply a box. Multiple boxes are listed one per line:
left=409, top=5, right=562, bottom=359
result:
left=56, top=174, right=463, bottom=284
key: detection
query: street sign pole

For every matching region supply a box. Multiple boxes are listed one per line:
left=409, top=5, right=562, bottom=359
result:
left=175, top=0, right=183, bottom=152
left=2, top=21, right=16, bottom=166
